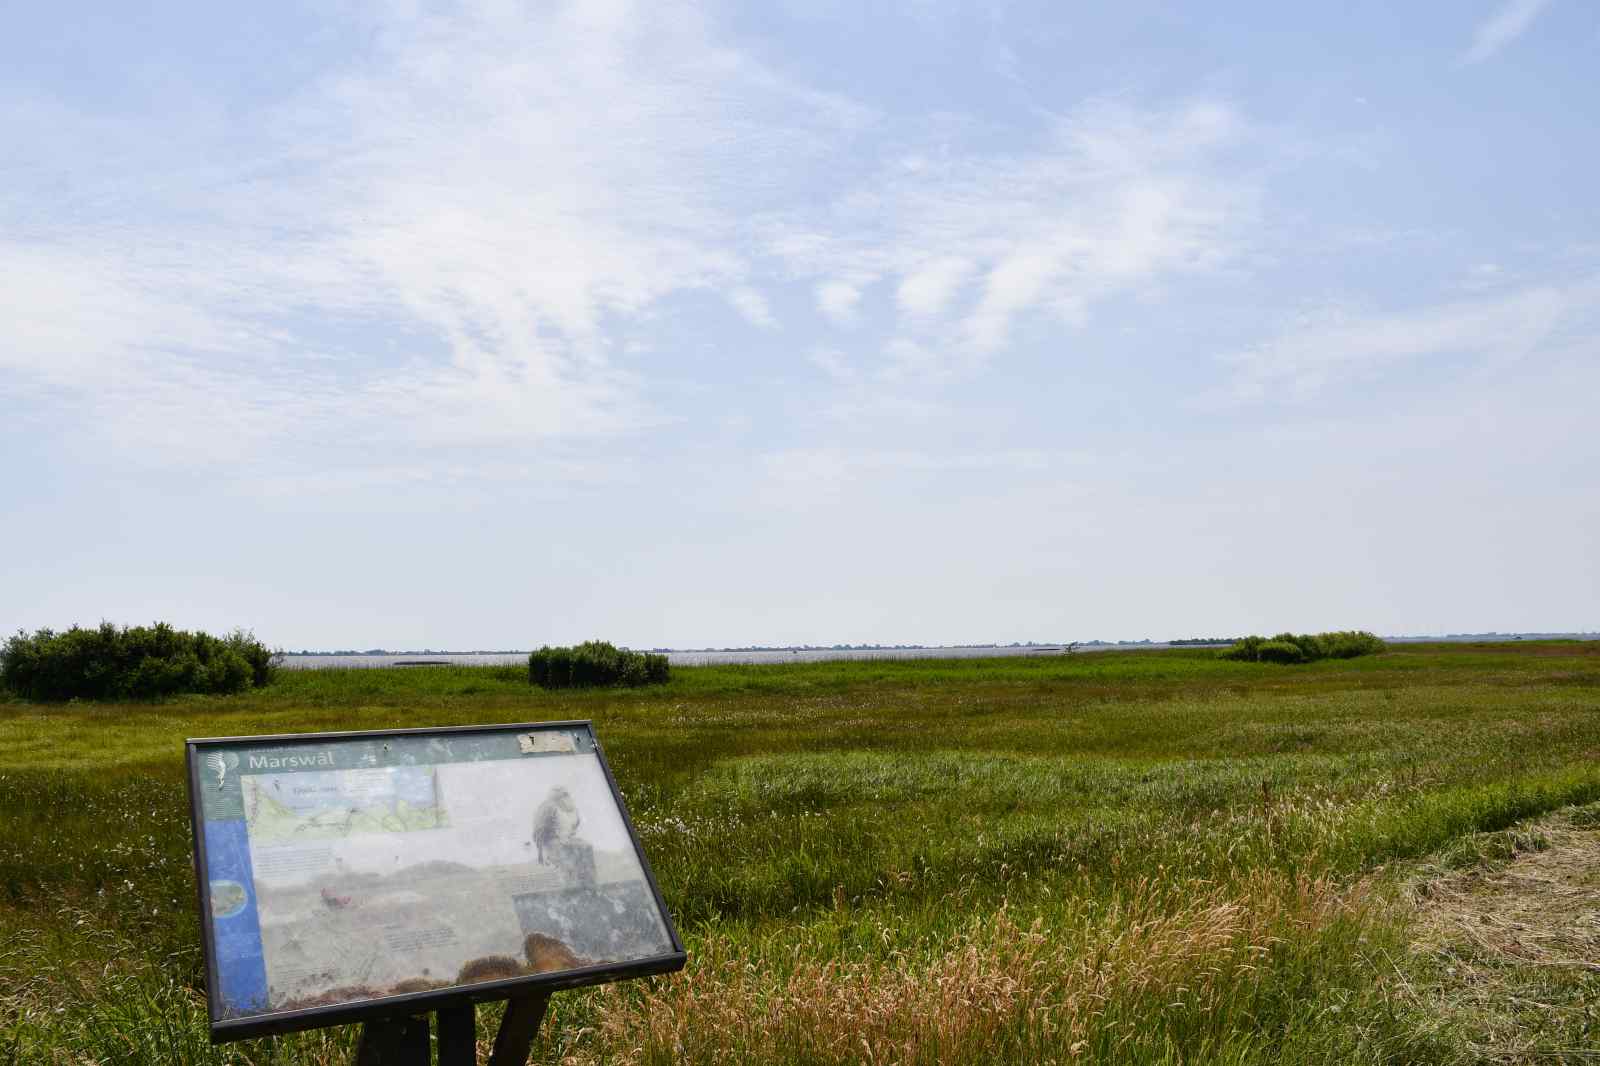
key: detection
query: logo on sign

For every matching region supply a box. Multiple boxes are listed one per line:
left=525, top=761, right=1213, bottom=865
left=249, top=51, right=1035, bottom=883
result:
left=204, top=751, right=239, bottom=790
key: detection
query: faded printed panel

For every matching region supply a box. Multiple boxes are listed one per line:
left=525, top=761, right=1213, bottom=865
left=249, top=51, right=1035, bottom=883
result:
left=201, top=729, right=673, bottom=1018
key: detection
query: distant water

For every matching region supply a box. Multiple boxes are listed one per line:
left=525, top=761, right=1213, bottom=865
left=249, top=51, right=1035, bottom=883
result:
left=275, top=644, right=1194, bottom=670
left=273, top=634, right=1597, bottom=670
left=279, top=653, right=534, bottom=670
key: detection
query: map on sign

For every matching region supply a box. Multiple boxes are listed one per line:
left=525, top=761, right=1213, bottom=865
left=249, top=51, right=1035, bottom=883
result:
left=188, top=724, right=681, bottom=1036
left=241, top=766, right=446, bottom=842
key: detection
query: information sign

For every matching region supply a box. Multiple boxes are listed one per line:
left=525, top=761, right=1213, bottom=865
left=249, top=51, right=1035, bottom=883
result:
left=186, top=721, right=684, bottom=1042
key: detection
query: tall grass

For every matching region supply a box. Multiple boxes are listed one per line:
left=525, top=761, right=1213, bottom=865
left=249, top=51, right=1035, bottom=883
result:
left=2, top=641, right=1598, bottom=1063
left=586, top=873, right=1443, bottom=1066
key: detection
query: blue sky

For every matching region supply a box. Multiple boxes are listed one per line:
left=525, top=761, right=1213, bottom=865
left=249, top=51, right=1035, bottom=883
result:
left=2, top=0, right=1596, bottom=649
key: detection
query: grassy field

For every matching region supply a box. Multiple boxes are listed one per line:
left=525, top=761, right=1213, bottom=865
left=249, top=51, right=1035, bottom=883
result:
left=2, top=642, right=1598, bottom=1064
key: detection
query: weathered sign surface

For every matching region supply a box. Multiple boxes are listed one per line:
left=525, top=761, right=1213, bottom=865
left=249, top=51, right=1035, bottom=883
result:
left=187, top=721, right=683, bottom=1041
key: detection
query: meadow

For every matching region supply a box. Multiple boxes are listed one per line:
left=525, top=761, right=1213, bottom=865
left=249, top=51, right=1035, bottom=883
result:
left=2, top=643, right=1598, bottom=1064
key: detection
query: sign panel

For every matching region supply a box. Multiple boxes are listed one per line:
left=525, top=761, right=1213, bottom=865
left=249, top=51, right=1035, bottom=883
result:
left=186, top=721, right=684, bottom=1041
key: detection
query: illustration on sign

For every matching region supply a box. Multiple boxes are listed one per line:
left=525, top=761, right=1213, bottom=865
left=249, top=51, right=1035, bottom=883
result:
left=187, top=723, right=681, bottom=1036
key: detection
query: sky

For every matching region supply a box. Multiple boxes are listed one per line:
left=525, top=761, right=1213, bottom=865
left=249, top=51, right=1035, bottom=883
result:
left=2, top=0, right=1597, bottom=650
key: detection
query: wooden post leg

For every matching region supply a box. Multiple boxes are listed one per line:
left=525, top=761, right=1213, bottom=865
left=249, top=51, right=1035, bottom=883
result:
left=356, top=1019, right=400, bottom=1066
left=354, top=1016, right=430, bottom=1066
left=487, top=992, right=551, bottom=1066
left=396, top=1015, right=430, bottom=1065
left=437, top=1003, right=478, bottom=1066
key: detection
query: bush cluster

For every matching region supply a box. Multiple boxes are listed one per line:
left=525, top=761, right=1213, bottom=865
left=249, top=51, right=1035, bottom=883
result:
left=1218, top=630, right=1385, bottom=665
left=0, top=622, right=279, bottom=701
left=528, top=640, right=670, bottom=689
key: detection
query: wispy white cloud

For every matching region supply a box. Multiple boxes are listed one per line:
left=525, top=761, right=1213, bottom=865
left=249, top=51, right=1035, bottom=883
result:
left=895, top=256, right=975, bottom=318
left=0, top=6, right=1292, bottom=474
left=1201, top=278, right=1598, bottom=407
left=0, top=0, right=863, bottom=468
left=727, top=286, right=778, bottom=329
left=767, top=97, right=1252, bottom=378
left=1461, top=0, right=1552, bottom=64
left=816, top=279, right=866, bottom=326
left=0, top=236, right=345, bottom=465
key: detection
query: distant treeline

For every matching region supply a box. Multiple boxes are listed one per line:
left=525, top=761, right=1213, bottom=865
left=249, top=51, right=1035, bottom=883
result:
left=1218, top=631, right=1385, bottom=665
left=529, top=641, right=669, bottom=689
left=0, top=623, right=278, bottom=701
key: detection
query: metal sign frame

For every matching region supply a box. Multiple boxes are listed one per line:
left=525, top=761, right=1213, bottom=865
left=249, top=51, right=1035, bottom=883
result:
left=185, top=720, right=686, bottom=1044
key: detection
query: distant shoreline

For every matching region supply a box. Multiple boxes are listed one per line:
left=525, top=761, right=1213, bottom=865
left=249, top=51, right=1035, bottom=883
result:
left=276, top=633, right=1599, bottom=670
left=282, top=632, right=1599, bottom=656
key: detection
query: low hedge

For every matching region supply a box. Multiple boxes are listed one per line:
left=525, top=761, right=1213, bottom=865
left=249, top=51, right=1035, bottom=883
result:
left=529, top=641, right=669, bottom=689
left=0, top=622, right=279, bottom=701
left=1219, top=630, right=1385, bottom=665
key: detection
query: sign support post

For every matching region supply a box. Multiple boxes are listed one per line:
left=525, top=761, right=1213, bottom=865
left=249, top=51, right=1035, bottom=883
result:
left=436, top=1002, right=477, bottom=1063
left=355, top=1013, right=429, bottom=1065
left=351, top=992, right=550, bottom=1065
left=488, top=992, right=552, bottom=1065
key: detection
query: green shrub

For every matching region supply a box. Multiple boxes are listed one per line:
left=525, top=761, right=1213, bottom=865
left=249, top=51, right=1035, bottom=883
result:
left=1218, top=630, right=1384, bottom=665
left=1255, top=640, right=1306, bottom=664
left=1217, top=636, right=1265, bottom=662
left=0, top=623, right=279, bottom=701
left=528, top=640, right=669, bottom=689
left=1319, top=630, right=1387, bottom=659
left=1273, top=632, right=1323, bottom=661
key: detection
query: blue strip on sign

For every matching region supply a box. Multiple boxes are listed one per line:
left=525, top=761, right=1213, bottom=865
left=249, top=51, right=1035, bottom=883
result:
left=204, top=819, right=270, bottom=1016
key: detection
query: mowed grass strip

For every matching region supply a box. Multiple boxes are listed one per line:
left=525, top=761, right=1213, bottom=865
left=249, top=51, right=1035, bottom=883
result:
left=2, top=642, right=1598, bottom=1064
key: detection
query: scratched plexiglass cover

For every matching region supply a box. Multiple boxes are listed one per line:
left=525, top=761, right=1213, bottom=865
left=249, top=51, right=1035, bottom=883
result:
left=191, top=725, right=674, bottom=1022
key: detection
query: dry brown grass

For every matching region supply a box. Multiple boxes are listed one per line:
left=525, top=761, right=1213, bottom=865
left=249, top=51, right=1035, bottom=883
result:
left=1403, top=807, right=1600, bottom=1063
left=1413, top=833, right=1599, bottom=973
left=567, top=874, right=1370, bottom=1066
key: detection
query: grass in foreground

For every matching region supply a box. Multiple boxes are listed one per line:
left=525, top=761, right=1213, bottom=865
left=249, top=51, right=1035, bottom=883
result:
left=1, top=642, right=1598, bottom=1063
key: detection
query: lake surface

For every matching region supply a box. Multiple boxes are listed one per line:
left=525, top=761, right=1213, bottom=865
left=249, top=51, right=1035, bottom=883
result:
left=274, top=634, right=1594, bottom=671
left=277, top=644, right=1191, bottom=670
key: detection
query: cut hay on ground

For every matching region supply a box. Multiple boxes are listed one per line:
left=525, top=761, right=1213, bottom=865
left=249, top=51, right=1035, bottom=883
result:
left=1405, top=804, right=1600, bottom=1064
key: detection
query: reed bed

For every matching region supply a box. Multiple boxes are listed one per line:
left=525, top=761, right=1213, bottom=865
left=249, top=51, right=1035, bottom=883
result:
left=2, top=641, right=1597, bottom=1063
left=578, top=873, right=1404, bottom=1066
